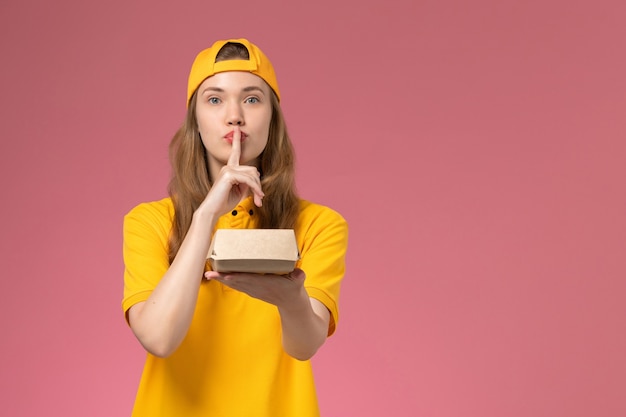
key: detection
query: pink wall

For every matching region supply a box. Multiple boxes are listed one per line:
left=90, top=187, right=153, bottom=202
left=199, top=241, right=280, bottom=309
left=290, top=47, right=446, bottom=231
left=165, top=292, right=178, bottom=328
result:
left=1, top=0, right=625, bottom=415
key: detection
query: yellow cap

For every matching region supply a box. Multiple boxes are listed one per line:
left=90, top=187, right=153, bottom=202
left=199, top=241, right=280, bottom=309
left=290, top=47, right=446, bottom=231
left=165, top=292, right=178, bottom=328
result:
left=186, top=38, right=281, bottom=107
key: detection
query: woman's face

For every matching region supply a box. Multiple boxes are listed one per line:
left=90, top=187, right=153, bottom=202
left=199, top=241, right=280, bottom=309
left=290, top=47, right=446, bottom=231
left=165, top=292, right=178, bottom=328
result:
left=195, top=71, right=273, bottom=176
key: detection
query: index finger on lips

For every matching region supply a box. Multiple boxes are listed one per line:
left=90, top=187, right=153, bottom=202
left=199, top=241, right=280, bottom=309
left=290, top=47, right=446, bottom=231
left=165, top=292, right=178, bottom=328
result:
left=227, top=126, right=241, bottom=167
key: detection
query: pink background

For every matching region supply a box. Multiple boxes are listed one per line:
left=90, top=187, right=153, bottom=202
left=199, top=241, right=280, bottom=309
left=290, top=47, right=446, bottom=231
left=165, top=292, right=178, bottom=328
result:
left=1, top=0, right=625, bottom=415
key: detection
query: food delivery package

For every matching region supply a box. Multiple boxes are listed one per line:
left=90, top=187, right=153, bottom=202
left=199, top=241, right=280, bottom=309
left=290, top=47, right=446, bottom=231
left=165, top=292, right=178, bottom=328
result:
left=207, top=229, right=299, bottom=274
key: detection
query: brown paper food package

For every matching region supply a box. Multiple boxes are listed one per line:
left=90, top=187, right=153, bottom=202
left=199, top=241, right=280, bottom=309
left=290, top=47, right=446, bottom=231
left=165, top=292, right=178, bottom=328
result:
left=207, top=229, right=300, bottom=274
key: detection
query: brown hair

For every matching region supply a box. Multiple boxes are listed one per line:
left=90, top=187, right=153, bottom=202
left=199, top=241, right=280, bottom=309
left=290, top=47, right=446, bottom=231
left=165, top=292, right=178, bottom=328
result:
left=167, top=43, right=300, bottom=264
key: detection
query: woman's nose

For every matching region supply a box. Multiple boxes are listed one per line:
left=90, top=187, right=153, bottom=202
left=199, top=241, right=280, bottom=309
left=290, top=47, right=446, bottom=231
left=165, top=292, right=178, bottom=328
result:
left=226, top=104, right=244, bottom=126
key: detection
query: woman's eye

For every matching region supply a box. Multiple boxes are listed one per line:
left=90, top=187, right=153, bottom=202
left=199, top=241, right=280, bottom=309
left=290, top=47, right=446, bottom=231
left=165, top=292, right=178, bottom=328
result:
left=245, top=97, right=259, bottom=104
left=208, top=97, right=220, bottom=104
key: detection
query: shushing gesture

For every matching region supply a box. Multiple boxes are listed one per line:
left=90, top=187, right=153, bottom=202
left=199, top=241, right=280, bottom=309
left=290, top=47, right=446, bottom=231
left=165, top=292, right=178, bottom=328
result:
left=199, top=126, right=265, bottom=217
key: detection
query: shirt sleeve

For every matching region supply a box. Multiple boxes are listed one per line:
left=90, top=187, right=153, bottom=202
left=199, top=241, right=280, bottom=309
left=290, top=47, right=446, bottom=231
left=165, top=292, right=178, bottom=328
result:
left=122, top=200, right=173, bottom=322
left=296, top=203, right=349, bottom=336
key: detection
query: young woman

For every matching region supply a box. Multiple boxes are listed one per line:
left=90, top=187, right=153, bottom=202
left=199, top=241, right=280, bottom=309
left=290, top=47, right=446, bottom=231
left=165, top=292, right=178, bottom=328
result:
left=122, top=38, right=348, bottom=416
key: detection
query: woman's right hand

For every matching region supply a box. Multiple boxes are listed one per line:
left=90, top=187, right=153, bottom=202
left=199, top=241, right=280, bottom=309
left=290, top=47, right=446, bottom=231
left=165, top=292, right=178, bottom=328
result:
left=197, top=126, right=264, bottom=217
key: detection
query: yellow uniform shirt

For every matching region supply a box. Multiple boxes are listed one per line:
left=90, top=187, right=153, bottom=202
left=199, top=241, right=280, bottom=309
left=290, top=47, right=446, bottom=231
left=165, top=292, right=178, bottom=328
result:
left=122, top=196, right=348, bottom=417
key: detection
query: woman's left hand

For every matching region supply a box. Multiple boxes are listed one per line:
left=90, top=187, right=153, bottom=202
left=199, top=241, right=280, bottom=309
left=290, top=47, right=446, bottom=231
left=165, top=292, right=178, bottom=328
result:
left=204, top=268, right=307, bottom=309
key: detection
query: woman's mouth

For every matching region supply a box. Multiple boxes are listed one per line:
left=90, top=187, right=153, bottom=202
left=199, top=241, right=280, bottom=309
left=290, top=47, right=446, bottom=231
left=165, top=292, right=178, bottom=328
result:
left=224, top=131, right=248, bottom=143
